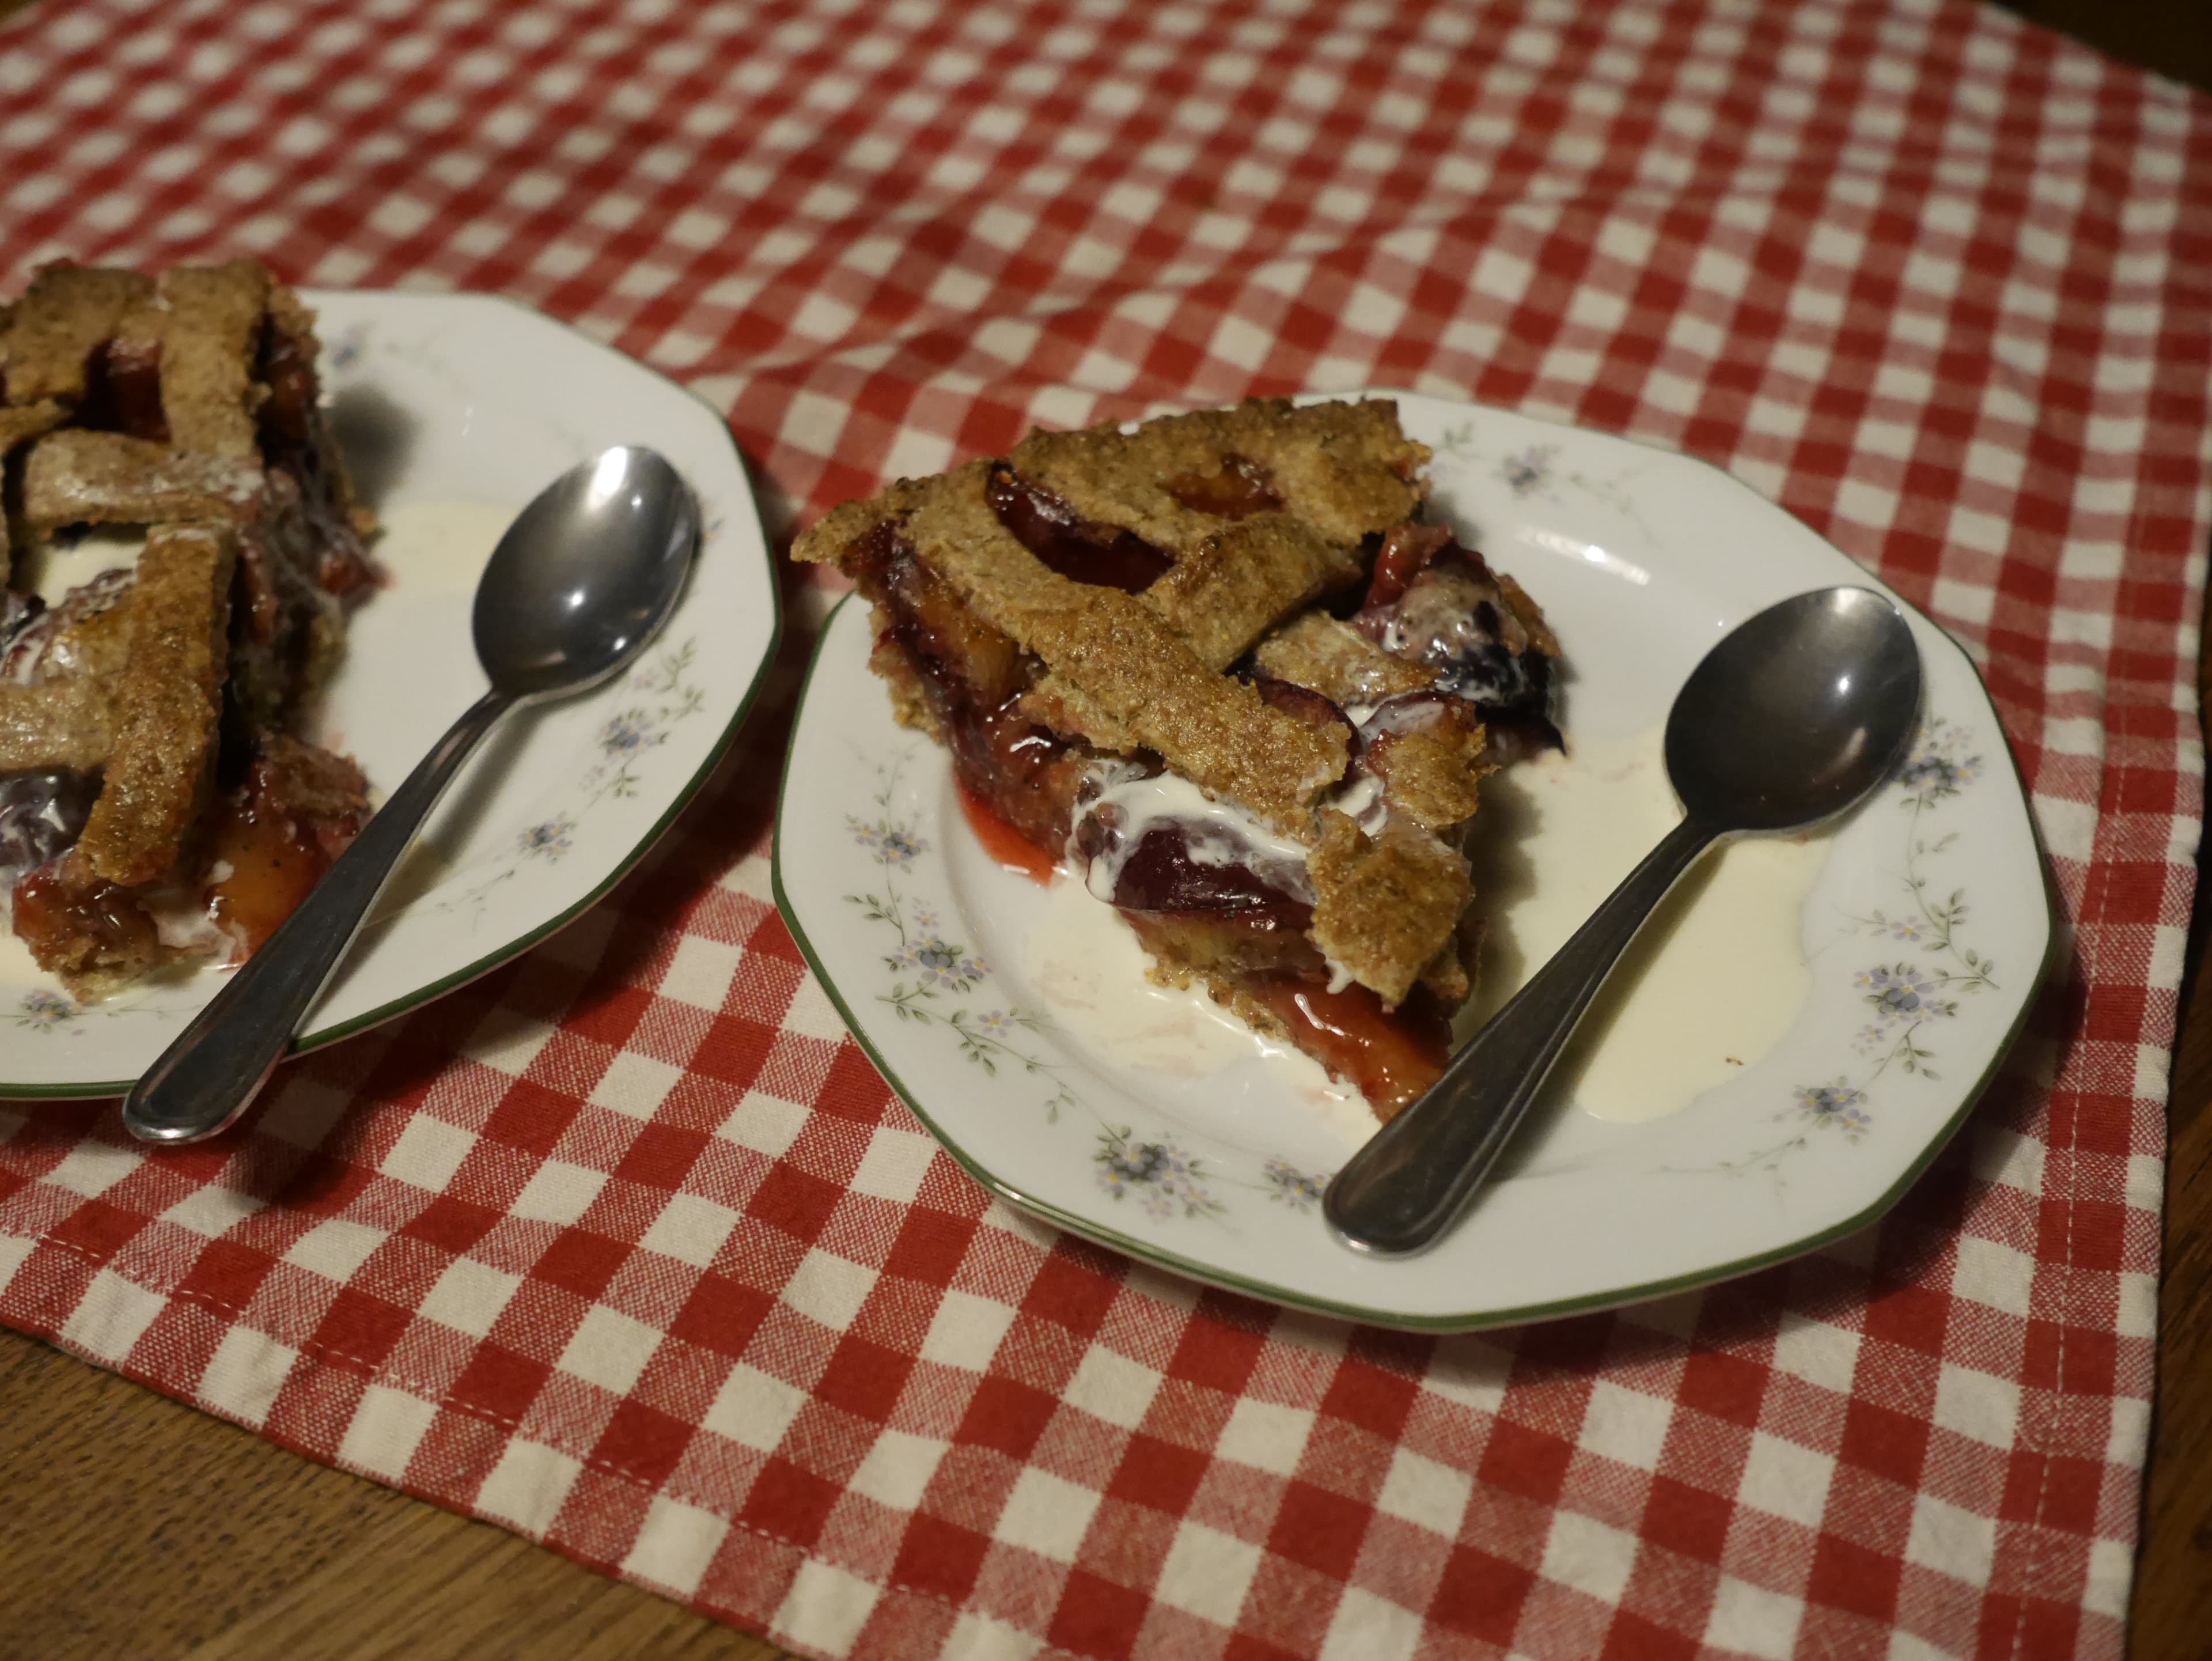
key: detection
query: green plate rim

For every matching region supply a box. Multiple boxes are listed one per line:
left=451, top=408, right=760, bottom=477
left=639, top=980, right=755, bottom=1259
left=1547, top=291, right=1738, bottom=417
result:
left=772, top=557, right=2056, bottom=1331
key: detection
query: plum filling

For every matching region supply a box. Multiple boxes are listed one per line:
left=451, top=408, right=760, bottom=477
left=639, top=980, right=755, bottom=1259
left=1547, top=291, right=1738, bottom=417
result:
left=1349, top=690, right=1483, bottom=768
left=1355, top=524, right=1560, bottom=747
left=986, top=463, right=1175, bottom=593
left=848, top=521, right=1093, bottom=853
left=6, top=730, right=368, bottom=979
left=205, top=737, right=369, bottom=954
left=74, top=323, right=373, bottom=603
left=1109, top=828, right=1312, bottom=925
left=1362, top=521, right=1451, bottom=611
left=1066, top=758, right=1459, bottom=1109
left=1075, top=808, right=1315, bottom=930
left=851, top=512, right=1502, bottom=1118
left=256, top=320, right=375, bottom=599
left=0, top=263, right=385, bottom=998
left=854, top=517, right=1333, bottom=959
left=77, top=336, right=169, bottom=441
left=1162, top=453, right=1283, bottom=519
left=957, top=781, right=1060, bottom=883
left=12, top=862, right=158, bottom=983
left=1247, top=977, right=1450, bottom=1119
left=1251, top=674, right=1354, bottom=739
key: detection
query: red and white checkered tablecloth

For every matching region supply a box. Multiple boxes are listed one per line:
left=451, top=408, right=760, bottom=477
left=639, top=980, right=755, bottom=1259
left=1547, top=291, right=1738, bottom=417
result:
left=2, top=0, right=2207, bottom=1655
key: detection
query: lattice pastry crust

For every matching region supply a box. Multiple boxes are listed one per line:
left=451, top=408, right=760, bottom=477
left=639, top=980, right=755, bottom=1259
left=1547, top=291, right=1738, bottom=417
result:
left=797, top=397, right=1560, bottom=1115
left=0, top=259, right=376, bottom=997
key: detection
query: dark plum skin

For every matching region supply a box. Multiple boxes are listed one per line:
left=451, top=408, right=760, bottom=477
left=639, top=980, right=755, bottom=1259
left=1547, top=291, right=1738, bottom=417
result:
left=986, top=464, right=1175, bottom=593
left=1355, top=527, right=1560, bottom=746
left=1160, top=453, right=1283, bottom=519
left=848, top=521, right=1091, bottom=853
left=1073, top=672, right=1340, bottom=926
left=1078, top=812, right=1315, bottom=929
left=1250, top=674, right=1352, bottom=737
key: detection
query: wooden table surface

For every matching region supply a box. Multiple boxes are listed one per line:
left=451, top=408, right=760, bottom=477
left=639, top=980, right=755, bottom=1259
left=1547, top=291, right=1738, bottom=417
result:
left=1, top=4, right=2206, bottom=1658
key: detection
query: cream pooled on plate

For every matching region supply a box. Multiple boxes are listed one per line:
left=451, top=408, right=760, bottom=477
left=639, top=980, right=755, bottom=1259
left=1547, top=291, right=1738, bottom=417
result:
left=1025, top=724, right=1834, bottom=1128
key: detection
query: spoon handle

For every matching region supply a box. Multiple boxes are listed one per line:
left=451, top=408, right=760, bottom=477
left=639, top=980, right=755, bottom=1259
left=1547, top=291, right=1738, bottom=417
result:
left=1324, top=814, right=1719, bottom=1256
left=122, top=690, right=514, bottom=1145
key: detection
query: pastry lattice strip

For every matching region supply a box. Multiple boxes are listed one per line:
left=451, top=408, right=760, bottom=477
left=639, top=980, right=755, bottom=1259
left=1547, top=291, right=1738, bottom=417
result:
left=796, top=397, right=1488, bottom=1007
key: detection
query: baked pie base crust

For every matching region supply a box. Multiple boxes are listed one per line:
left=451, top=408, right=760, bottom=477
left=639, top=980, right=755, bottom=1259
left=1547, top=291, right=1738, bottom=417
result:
left=797, top=396, right=1560, bottom=1117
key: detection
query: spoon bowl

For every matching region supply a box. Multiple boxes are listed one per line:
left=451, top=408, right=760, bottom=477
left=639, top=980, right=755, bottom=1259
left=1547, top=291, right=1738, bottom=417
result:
left=123, top=446, right=700, bottom=1145
left=1666, top=586, right=1923, bottom=832
left=1324, top=584, right=1923, bottom=1257
left=476, top=447, right=699, bottom=698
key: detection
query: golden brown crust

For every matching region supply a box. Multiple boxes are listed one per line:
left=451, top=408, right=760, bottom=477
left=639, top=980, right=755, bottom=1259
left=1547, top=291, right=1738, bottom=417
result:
left=865, top=636, right=944, bottom=737
left=0, top=400, right=68, bottom=454
left=1008, top=398, right=1427, bottom=551
left=0, top=577, right=138, bottom=769
left=891, top=459, right=1346, bottom=832
left=1, top=264, right=153, bottom=406
left=1497, top=572, right=1560, bottom=659
left=0, top=403, right=69, bottom=576
left=1190, top=971, right=1296, bottom=1046
left=1025, top=592, right=1346, bottom=834
left=1142, top=514, right=1363, bottom=671
left=790, top=484, right=919, bottom=570
left=1249, top=612, right=1435, bottom=702
left=1366, top=720, right=1490, bottom=833
left=1309, top=814, right=1468, bottom=1008
left=801, top=399, right=1427, bottom=684
left=794, top=396, right=1542, bottom=1013
left=1003, top=399, right=1425, bottom=671
left=0, top=679, right=120, bottom=772
left=0, top=261, right=375, bottom=1000
left=111, top=300, right=167, bottom=357
left=1015, top=673, right=1138, bottom=754
left=1307, top=811, right=1471, bottom=1008
left=22, top=429, right=264, bottom=534
left=263, top=277, right=314, bottom=344
left=78, top=522, right=237, bottom=886
left=1124, top=910, right=1323, bottom=983
left=1418, top=911, right=1483, bottom=1008
left=158, top=260, right=271, bottom=459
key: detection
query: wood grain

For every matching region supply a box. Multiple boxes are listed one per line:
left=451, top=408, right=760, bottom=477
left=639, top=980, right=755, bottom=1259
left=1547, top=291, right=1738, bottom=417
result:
left=2124, top=635, right=2212, bottom=1657
left=0, top=1331, right=790, bottom=1660
left=1998, top=0, right=2212, bottom=93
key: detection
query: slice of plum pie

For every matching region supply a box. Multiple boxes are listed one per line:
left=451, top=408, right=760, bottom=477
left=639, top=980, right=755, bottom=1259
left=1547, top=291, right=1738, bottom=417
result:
left=794, top=398, right=1560, bottom=1118
left=0, top=258, right=377, bottom=999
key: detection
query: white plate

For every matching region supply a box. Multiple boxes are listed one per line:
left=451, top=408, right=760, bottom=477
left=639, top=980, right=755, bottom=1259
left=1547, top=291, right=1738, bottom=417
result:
left=2, top=291, right=779, bottom=1096
left=774, top=392, right=2051, bottom=1330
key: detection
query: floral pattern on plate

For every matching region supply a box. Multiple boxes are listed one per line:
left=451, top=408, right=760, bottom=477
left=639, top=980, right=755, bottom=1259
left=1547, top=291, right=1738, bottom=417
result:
left=1714, top=718, right=1995, bottom=1176
left=418, top=635, right=715, bottom=921
left=840, top=749, right=1328, bottom=1221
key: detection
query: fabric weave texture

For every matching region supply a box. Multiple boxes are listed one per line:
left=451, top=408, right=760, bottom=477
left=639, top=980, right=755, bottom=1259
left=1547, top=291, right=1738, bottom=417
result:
left=0, top=1, right=2206, bottom=1657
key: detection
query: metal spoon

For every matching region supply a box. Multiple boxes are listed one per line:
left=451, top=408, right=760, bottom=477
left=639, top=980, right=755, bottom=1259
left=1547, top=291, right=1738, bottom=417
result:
left=1324, top=585, right=1922, bottom=1257
left=122, top=446, right=700, bottom=1145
